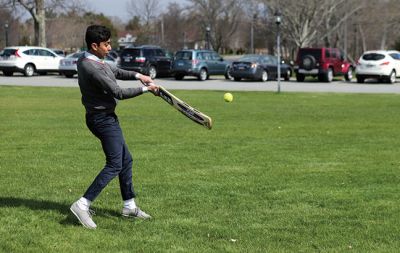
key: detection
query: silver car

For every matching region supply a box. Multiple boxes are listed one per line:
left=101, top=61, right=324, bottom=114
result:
left=59, top=52, right=117, bottom=78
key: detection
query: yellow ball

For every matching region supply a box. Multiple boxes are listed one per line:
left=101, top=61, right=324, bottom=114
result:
left=224, top=92, right=233, bottom=102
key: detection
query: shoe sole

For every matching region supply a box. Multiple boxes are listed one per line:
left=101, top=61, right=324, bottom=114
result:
left=70, top=207, right=96, bottom=229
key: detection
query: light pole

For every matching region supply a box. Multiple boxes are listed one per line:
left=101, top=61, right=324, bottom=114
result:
left=4, top=23, right=9, bottom=47
left=206, top=26, right=210, bottom=50
left=251, top=14, right=257, bottom=54
left=182, top=31, right=186, bottom=49
left=275, top=11, right=282, bottom=93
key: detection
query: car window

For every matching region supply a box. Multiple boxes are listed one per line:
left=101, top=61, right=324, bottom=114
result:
left=121, top=49, right=141, bottom=58
left=1, top=49, right=17, bottom=56
left=24, top=49, right=40, bottom=56
left=196, top=52, right=204, bottom=60
left=143, top=49, right=155, bottom=57
left=239, top=55, right=259, bottom=62
left=299, top=49, right=321, bottom=60
left=211, top=52, right=221, bottom=60
left=154, top=49, right=165, bottom=56
left=325, top=49, right=331, bottom=58
left=260, top=57, right=268, bottom=64
left=23, top=49, right=33, bottom=55
left=362, top=53, right=385, bottom=61
left=39, top=50, right=56, bottom=57
left=203, top=52, right=212, bottom=60
left=389, top=53, right=400, bottom=60
left=175, top=51, right=192, bottom=60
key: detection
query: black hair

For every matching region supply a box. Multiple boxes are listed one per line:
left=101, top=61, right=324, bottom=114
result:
left=85, top=25, right=111, bottom=50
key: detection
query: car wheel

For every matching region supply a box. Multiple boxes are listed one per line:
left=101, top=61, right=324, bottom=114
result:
left=387, top=70, right=396, bottom=84
left=324, top=68, right=333, bottom=82
left=260, top=70, right=268, bottom=82
left=24, top=64, right=35, bottom=77
left=224, top=67, right=233, bottom=80
left=356, top=75, right=364, bottom=83
left=234, top=77, right=241, bottom=81
left=148, top=65, right=157, bottom=79
left=198, top=68, right=208, bottom=81
left=284, top=69, right=291, bottom=81
left=175, top=74, right=184, bottom=80
left=65, top=74, right=74, bottom=78
left=3, top=71, right=13, bottom=76
left=345, top=67, right=353, bottom=81
left=296, top=73, right=305, bottom=82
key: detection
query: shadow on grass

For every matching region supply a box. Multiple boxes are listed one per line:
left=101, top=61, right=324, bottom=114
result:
left=0, top=197, right=120, bottom=227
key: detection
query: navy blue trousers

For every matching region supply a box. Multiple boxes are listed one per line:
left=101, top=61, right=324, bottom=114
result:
left=83, top=112, right=136, bottom=201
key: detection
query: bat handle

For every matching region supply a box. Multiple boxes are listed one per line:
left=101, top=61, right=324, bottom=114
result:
left=139, top=80, right=148, bottom=86
left=139, top=79, right=157, bottom=87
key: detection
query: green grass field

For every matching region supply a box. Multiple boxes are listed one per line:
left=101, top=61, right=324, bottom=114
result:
left=0, top=86, right=399, bottom=252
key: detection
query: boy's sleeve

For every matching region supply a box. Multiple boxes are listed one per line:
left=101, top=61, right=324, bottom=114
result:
left=84, top=60, right=143, bottom=99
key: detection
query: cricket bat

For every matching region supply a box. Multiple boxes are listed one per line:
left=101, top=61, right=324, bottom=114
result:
left=140, top=81, right=213, bottom=130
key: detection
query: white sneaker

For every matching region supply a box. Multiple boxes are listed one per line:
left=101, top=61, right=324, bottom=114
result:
left=122, top=207, right=152, bottom=219
left=70, top=201, right=97, bottom=229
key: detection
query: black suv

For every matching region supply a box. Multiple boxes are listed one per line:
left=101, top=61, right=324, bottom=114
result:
left=119, top=46, right=173, bottom=79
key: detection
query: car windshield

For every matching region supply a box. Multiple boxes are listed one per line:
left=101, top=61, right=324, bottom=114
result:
left=238, top=55, right=260, bottom=62
left=299, top=49, right=321, bottom=60
left=175, top=51, right=192, bottom=60
left=362, top=53, right=385, bottom=61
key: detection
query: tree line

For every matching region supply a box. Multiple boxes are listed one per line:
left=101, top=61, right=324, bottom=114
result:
left=1, top=0, right=400, bottom=61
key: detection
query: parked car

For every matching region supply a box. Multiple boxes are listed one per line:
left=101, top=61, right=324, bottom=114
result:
left=119, top=45, right=172, bottom=79
left=51, top=48, right=66, bottom=57
left=59, top=52, right=117, bottom=78
left=0, top=46, right=64, bottom=76
left=294, top=47, right=353, bottom=82
left=229, top=54, right=291, bottom=82
left=355, top=50, right=400, bottom=84
left=172, top=49, right=231, bottom=81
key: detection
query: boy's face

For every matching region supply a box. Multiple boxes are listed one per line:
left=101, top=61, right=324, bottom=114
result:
left=91, top=39, right=111, bottom=59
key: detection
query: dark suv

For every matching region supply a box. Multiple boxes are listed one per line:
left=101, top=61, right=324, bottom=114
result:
left=294, top=47, right=353, bottom=82
left=172, top=50, right=231, bottom=81
left=119, top=46, right=173, bottom=79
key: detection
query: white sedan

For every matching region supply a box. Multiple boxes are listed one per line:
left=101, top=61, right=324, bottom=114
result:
left=355, top=50, right=400, bottom=84
left=59, top=52, right=117, bottom=78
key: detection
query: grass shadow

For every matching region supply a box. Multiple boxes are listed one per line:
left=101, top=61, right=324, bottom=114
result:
left=0, top=197, right=120, bottom=227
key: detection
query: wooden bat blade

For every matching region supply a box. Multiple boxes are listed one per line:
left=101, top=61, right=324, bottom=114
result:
left=139, top=80, right=212, bottom=129
left=158, top=86, right=212, bottom=129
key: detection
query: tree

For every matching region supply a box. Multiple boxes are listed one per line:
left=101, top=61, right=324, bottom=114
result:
left=162, top=3, right=190, bottom=51
left=0, top=0, right=86, bottom=47
left=189, top=0, right=244, bottom=52
left=14, top=0, right=46, bottom=47
left=127, top=0, right=159, bottom=27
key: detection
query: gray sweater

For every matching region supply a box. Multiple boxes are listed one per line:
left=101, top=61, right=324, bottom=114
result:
left=77, top=52, right=144, bottom=113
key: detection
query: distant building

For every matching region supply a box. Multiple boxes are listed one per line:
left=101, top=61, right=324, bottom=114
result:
left=118, top=33, right=136, bottom=49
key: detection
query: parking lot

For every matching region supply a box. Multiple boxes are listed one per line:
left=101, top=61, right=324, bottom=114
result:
left=2, top=73, right=400, bottom=94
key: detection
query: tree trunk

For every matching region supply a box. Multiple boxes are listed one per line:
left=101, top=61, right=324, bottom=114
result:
left=36, top=0, right=46, bottom=47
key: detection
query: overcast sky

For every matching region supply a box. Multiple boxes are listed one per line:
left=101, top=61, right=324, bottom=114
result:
left=85, top=0, right=188, bottom=22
